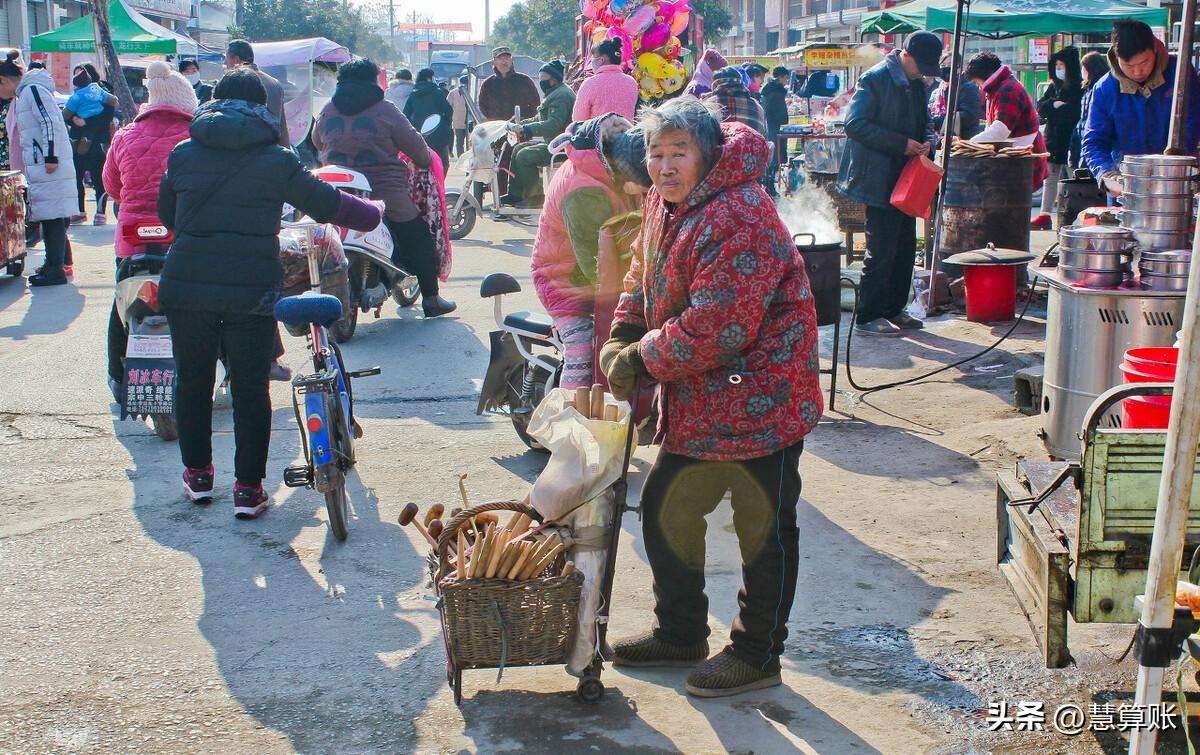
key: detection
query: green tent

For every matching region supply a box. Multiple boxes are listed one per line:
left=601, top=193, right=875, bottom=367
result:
left=861, top=0, right=1169, bottom=37
left=31, top=0, right=200, bottom=55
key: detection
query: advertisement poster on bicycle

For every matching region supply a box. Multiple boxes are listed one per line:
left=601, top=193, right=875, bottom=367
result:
left=122, top=357, right=176, bottom=419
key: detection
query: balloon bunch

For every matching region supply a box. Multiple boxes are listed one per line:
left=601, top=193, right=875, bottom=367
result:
left=580, top=0, right=692, bottom=101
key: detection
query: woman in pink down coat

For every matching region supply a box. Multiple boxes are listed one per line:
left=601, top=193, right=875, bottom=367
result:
left=573, top=39, right=639, bottom=121
left=104, top=61, right=198, bottom=258
left=531, top=113, right=640, bottom=388
left=102, top=60, right=197, bottom=392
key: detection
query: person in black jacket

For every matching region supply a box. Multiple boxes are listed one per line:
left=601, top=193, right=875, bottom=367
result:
left=1033, top=46, right=1082, bottom=230
left=180, top=59, right=213, bottom=104
left=403, top=68, right=454, bottom=169
left=1069, top=51, right=1110, bottom=170
left=838, top=32, right=941, bottom=337
left=760, top=66, right=790, bottom=197
left=157, top=68, right=381, bottom=520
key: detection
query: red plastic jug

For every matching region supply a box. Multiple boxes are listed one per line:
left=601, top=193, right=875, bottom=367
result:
left=890, top=154, right=943, bottom=219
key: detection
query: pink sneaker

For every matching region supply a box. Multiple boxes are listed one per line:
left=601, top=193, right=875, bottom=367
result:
left=183, top=465, right=214, bottom=503
left=233, top=482, right=269, bottom=520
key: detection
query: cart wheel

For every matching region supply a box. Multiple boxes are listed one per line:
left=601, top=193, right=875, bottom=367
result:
left=576, top=676, right=605, bottom=703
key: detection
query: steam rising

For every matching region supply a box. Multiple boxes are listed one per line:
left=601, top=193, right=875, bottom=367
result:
left=776, top=188, right=842, bottom=247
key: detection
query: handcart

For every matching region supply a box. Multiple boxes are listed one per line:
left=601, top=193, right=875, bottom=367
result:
left=431, top=391, right=639, bottom=704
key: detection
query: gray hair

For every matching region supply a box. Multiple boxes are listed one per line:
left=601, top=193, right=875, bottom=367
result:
left=637, top=96, right=723, bottom=160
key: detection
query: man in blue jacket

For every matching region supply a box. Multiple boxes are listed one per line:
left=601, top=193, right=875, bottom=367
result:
left=838, top=31, right=941, bottom=337
left=1082, top=19, right=1200, bottom=197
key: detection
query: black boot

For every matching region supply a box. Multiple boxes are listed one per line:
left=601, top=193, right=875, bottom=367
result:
left=422, top=295, right=457, bottom=318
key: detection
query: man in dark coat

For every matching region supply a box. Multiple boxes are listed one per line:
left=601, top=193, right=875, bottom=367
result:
left=761, top=66, right=791, bottom=197
left=838, top=31, right=940, bottom=337
left=478, top=46, right=540, bottom=122
left=1033, top=46, right=1082, bottom=229
left=225, top=39, right=290, bottom=147
left=500, top=59, right=574, bottom=207
left=403, top=67, right=454, bottom=168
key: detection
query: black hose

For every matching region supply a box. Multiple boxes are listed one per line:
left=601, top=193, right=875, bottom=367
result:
left=843, top=273, right=1042, bottom=397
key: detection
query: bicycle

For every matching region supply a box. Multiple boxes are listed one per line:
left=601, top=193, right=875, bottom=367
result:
left=274, top=224, right=380, bottom=541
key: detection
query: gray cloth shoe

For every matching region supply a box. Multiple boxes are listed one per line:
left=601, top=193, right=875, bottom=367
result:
left=854, top=317, right=902, bottom=337
left=685, top=648, right=782, bottom=698
left=610, top=631, right=709, bottom=668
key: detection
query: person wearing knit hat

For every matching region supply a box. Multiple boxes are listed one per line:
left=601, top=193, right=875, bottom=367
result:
left=100, top=59, right=199, bottom=398
left=685, top=48, right=729, bottom=97
left=501, top=58, right=576, bottom=207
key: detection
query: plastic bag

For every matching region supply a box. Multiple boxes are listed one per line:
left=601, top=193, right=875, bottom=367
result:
left=890, top=154, right=943, bottom=219
left=525, top=387, right=634, bottom=523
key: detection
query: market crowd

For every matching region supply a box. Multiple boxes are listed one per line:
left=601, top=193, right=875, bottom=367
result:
left=4, top=17, right=1191, bottom=701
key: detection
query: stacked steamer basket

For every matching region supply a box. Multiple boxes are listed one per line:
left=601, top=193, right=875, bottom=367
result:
left=1120, top=155, right=1196, bottom=284
left=1057, top=225, right=1135, bottom=288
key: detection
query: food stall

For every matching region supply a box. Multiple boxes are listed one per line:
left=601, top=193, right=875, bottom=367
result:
left=249, top=37, right=351, bottom=152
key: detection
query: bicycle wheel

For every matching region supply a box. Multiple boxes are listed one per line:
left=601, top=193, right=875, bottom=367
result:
left=324, top=466, right=349, bottom=542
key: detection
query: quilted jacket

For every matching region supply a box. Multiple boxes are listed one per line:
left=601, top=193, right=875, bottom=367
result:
left=103, top=104, right=193, bottom=258
left=614, top=122, right=823, bottom=461
left=8, top=69, right=77, bottom=222
left=531, top=126, right=628, bottom=318
left=572, top=65, right=639, bottom=121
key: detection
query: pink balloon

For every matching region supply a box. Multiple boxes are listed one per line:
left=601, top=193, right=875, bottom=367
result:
left=627, top=3, right=657, bottom=35
left=641, top=21, right=670, bottom=50
left=580, top=0, right=598, bottom=20
left=669, top=8, right=690, bottom=35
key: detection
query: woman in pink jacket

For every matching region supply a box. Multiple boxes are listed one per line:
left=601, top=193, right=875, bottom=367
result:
left=531, top=113, right=646, bottom=388
left=572, top=40, right=640, bottom=121
left=102, top=61, right=197, bottom=394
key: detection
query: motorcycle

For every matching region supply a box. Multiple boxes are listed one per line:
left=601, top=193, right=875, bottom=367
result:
left=303, top=115, right=448, bottom=341
left=445, top=107, right=564, bottom=240
left=114, top=221, right=178, bottom=441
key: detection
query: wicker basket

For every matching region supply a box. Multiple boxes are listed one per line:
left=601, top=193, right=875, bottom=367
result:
left=434, top=500, right=584, bottom=670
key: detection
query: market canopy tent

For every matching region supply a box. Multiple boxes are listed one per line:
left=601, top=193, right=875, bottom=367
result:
left=31, top=0, right=202, bottom=55
left=860, top=0, right=1169, bottom=37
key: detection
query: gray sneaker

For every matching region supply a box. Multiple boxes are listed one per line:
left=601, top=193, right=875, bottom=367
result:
left=854, top=318, right=902, bottom=337
left=685, top=648, right=782, bottom=698
left=610, top=631, right=709, bottom=668
left=888, top=312, right=925, bottom=330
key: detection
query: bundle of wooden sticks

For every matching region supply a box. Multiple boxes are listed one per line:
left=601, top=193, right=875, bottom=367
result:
left=949, top=137, right=1049, bottom=159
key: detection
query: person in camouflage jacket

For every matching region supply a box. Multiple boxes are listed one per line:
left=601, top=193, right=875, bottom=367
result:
left=600, top=100, right=823, bottom=698
left=502, top=60, right=575, bottom=206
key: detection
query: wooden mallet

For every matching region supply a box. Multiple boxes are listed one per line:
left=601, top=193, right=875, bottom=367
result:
left=424, top=503, right=445, bottom=528
left=397, top=502, right=437, bottom=547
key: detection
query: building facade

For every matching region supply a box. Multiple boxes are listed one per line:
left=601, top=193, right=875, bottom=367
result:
left=718, top=0, right=884, bottom=56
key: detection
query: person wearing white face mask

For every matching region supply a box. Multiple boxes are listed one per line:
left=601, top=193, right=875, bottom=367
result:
left=1033, top=46, right=1082, bottom=230
left=179, top=59, right=211, bottom=105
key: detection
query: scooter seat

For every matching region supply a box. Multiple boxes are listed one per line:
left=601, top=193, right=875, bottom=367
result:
left=503, top=310, right=553, bottom=338
left=275, top=292, right=343, bottom=327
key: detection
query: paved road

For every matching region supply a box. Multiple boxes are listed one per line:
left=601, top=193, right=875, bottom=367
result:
left=0, top=206, right=1184, bottom=753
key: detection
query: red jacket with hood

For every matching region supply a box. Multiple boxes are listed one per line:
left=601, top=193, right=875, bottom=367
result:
left=614, top=122, right=823, bottom=461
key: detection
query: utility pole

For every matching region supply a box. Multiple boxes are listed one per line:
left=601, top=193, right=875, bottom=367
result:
left=389, top=0, right=396, bottom=55
left=483, top=0, right=489, bottom=45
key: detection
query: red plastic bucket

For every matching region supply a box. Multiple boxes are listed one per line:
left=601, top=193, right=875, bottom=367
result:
left=1120, top=347, right=1178, bottom=429
left=962, top=264, right=1018, bottom=323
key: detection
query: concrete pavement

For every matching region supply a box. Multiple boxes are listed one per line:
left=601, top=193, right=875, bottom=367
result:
left=0, top=208, right=1189, bottom=753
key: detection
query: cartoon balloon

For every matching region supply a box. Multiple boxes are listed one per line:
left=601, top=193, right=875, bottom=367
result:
left=639, top=77, right=665, bottom=100
left=636, top=51, right=672, bottom=80
left=641, top=21, right=670, bottom=50
left=581, top=0, right=598, bottom=19
left=610, top=0, right=639, bottom=16
left=659, top=36, right=682, bottom=59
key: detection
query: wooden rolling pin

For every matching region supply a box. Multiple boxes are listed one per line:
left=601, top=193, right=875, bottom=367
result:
left=589, top=384, right=605, bottom=420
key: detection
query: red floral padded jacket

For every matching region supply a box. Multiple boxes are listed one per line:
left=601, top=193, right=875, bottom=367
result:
left=614, top=122, right=824, bottom=461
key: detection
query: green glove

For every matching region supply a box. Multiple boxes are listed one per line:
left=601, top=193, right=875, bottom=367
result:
left=603, top=342, right=648, bottom=401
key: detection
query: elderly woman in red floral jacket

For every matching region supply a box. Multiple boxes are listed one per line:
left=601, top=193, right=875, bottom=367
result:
left=599, top=97, right=823, bottom=699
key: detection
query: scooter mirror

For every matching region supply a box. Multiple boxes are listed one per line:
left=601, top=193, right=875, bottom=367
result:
left=420, top=114, right=441, bottom=137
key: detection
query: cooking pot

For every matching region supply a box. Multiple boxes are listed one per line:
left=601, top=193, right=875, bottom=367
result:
left=1121, top=154, right=1198, bottom=177
left=1139, top=249, right=1192, bottom=277
left=1140, top=272, right=1190, bottom=291
left=1058, top=224, right=1135, bottom=252
left=1122, top=175, right=1198, bottom=196
left=802, top=136, right=846, bottom=175
left=1130, top=227, right=1191, bottom=250
left=1120, top=192, right=1194, bottom=215
left=1058, top=264, right=1126, bottom=288
left=1059, top=247, right=1133, bottom=271
left=1118, top=210, right=1190, bottom=233
left=793, top=232, right=844, bottom=327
